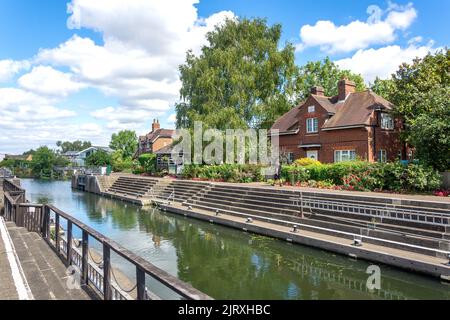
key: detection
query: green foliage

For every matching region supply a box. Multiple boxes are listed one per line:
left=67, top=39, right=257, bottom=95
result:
left=85, top=150, right=112, bottom=167
left=295, top=57, right=366, bottom=101
left=30, top=146, right=69, bottom=179
left=407, top=88, right=450, bottom=171
left=176, top=17, right=298, bottom=130
left=293, top=157, right=321, bottom=167
left=137, top=153, right=157, bottom=174
left=373, top=49, right=450, bottom=171
left=280, top=165, right=310, bottom=185
left=389, top=49, right=449, bottom=121
left=109, top=130, right=138, bottom=159
left=111, top=150, right=134, bottom=172
left=56, top=140, right=91, bottom=153
left=281, top=161, right=440, bottom=192
left=370, top=77, right=395, bottom=100
left=182, top=164, right=265, bottom=183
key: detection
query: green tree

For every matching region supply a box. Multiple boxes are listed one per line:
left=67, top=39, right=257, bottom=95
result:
left=85, top=150, right=112, bottom=167
left=295, top=57, right=366, bottom=101
left=388, top=49, right=449, bottom=121
left=370, top=77, right=396, bottom=100
left=109, top=130, right=138, bottom=159
left=56, top=140, right=92, bottom=153
left=407, top=88, right=450, bottom=171
left=176, top=18, right=298, bottom=130
left=30, top=147, right=68, bottom=178
left=376, top=49, right=449, bottom=170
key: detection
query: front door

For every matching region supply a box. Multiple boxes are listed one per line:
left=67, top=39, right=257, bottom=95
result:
left=306, top=150, right=318, bottom=160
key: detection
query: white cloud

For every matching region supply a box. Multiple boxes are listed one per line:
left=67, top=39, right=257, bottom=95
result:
left=296, top=2, right=417, bottom=53
left=18, top=66, right=85, bottom=97
left=0, top=60, right=30, bottom=82
left=335, top=43, right=435, bottom=83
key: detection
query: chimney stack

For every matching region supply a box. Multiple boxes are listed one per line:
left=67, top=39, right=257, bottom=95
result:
left=338, top=78, right=356, bottom=101
left=311, top=86, right=325, bottom=96
left=152, top=119, right=160, bottom=132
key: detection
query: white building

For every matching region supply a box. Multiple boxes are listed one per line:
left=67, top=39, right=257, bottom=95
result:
left=63, top=146, right=112, bottom=167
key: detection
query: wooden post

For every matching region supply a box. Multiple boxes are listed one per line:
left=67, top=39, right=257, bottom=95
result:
left=81, top=230, right=89, bottom=284
left=55, top=214, right=60, bottom=253
left=136, top=267, right=146, bottom=300
left=45, top=206, right=51, bottom=240
left=67, top=221, right=73, bottom=266
left=102, top=243, right=112, bottom=300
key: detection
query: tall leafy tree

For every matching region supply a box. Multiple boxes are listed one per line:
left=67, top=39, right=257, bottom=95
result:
left=109, top=130, right=138, bottom=159
left=30, top=146, right=69, bottom=178
left=295, top=57, right=366, bottom=101
left=370, top=77, right=396, bottom=100
left=56, top=140, right=92, bottom=153
left=375, top=49, right=449, bottom=171
left=388, top=49, right=449, bottom=121
left=176, top=18, right=298, bottom=130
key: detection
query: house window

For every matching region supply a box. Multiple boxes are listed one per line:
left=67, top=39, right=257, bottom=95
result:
left=306, top=118, right=319, bottom=133
left=287, top=152, right=295, bottom=164
left=308, top=106, right=315, bottom=113
left=334, top=150, right=356, bottom=162
left=378, top=149, right=387, bottom=162
left=381, top=113, right=394, bottom=130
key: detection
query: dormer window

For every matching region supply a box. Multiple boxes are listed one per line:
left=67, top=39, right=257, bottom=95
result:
left=381, top=113, right=394, bottom=130
left=308, top=106, right=315, bottom=113
left=306, top=118, right=319, bottom=133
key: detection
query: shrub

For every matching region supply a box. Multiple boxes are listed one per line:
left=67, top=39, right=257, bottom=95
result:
left=138, top=153, right=157, bottom=174
left=281, top=165, right=310, bottom=185
left=182, top=164, right=265, bottom=183
left=294, top=158, right=321, bottom=167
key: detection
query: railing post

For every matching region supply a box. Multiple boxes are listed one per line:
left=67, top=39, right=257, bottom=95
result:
left=136, top=267, right=146, bottom=300
left=55, top=214, right=60, bottom=253
left=103, top=243, right=112, bottom=300
left=81, top=230, right=89, bottom=284
left=67, top=221, right=73, bottom=266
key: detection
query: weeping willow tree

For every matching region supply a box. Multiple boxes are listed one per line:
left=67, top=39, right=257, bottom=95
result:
left=175, top=18, right=298, bottom=130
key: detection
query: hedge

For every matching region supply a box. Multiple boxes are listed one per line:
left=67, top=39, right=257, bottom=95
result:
left=281, top=161, right=441, bottom=192
left=182, top=164, right=265, bottom=183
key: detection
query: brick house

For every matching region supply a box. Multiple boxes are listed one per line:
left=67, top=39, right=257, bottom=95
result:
left=136, top=119, right=174, bottom=156
left=271, top=79, right=407, bottom=164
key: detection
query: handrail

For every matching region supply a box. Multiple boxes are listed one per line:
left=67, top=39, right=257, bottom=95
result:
left=46, top=204, right=211, bottom=300
left=2, top=180, right=212, bottom=300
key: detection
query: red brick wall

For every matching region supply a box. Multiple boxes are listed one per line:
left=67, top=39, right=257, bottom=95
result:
left=276, top=99, right=405, bottom=163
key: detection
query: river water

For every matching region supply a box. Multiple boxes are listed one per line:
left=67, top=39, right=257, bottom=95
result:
left=20, top=179, right=450, bottom=300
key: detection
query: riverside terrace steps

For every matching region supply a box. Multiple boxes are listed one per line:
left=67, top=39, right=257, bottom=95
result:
left=107, top=177, right=158, bottom=197
left=187, top=186, right=447, bottom=233
left=188, top=185, right=450, bottom=233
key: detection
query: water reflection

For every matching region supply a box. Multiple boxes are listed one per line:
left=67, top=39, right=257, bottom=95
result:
left=21, top=179, right=450, bottom=300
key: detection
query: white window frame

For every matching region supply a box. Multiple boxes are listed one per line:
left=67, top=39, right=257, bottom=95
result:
left=306, top=118, right=319, bottom=133
left=334, top=150, right=356, bottom=163
left=378, top=149, right=387, bottom=163
left=381, top=113, right=394, bottom=130
left=308, top=105, right=315, bottom=113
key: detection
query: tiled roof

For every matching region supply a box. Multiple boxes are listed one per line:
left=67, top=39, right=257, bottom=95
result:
left=146, top=129, right=174, bottom=143
left=272, top=90, right=394, bottom=132
left=270, top=105, right=301, bottom=133
left=322, top=90, right=393, bottom=129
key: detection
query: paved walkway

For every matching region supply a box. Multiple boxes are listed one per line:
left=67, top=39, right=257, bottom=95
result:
left=0, top=217, right=92, bottom=300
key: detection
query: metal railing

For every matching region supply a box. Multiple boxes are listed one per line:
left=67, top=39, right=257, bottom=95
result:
left=300, top=194, right=450, bottom=226
left=2, top=179, right=212, bottom=300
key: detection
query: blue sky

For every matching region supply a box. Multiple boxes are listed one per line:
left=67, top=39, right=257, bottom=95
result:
left=0, top=0, right=448, bottom=154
